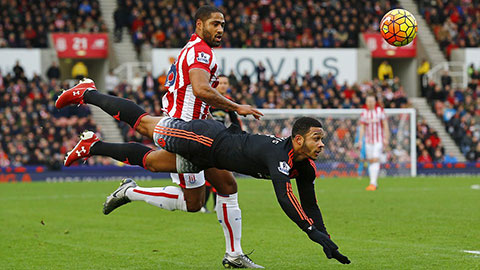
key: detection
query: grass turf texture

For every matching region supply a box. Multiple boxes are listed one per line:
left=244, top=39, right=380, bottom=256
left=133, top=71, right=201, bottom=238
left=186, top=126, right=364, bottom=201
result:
left=0, top=176, right=479, bottom=269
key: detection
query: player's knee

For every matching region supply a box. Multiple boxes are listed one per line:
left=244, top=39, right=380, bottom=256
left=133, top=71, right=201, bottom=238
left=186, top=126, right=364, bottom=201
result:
left=136, top=115, right=160, bottom=137
left=214, top=178, right=237, bottom=195
left=223, top=178, right=237, bottom=194
left=144, top=157, right=161, bottom=172
left=185, top=200, right=203, bottom=212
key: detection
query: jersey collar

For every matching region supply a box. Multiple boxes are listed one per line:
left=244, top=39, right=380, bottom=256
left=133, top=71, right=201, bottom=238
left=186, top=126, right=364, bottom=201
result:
left=285, top=138, right=294, bottom=168
left=190, top=33, right=210, bottom=48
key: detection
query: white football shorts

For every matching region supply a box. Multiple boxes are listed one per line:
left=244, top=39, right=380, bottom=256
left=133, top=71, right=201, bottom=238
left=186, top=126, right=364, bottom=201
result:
left=170, top=172, right=205, bottom=189
left=365, top=142, right=383, bottom=160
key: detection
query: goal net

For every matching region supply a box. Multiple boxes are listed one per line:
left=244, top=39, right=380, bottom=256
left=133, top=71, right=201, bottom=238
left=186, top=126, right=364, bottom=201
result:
left=239, top=108, right=417, bottom=177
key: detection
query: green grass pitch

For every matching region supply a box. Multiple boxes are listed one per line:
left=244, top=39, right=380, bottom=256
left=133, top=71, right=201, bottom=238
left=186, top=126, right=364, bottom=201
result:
left=1, top=176, right=479, bottom=269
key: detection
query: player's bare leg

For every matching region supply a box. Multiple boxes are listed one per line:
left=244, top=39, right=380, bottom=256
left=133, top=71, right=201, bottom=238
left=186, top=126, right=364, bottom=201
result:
left=181, top=186, right=206, bottom=212
left=134, top=115, right=162, bottom=140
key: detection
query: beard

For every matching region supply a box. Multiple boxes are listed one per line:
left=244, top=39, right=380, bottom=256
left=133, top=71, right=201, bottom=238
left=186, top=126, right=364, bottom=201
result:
left=203, top=28, right=221, bottom=47
left=301, top=144, right=313, bottom=159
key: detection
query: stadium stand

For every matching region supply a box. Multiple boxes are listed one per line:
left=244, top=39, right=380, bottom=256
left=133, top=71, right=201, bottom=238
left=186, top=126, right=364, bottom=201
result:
left=0, top=64, right=110, bottom=168
left=116, top=0, right=400, bottom=52
left=425, top=67, right=480, bottom=161
left=417, top=117, right=447, bottom=163
left=0, top=0, right=107, bottom=48
left=418, top=0, right=480, bottom=59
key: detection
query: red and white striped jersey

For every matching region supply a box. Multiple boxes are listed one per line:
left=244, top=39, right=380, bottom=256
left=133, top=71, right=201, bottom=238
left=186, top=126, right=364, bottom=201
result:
left=359, top=106, right=386, bottom=144
left=162, top=33, right=218, bottom=121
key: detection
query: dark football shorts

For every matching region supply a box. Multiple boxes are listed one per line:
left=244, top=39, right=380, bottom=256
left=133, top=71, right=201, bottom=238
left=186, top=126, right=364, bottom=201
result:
left=152, top=117, right=225, bottom=173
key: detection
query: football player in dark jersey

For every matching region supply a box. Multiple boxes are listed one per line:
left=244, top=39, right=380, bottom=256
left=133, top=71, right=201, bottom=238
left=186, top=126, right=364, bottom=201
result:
left=62, top=88, right=350, bottom=265
left=210, top=74, right=241, bottom=127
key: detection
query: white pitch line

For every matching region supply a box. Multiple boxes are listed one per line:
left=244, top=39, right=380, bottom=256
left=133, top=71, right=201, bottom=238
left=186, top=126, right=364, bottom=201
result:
left=463, top=250, right=480, bottom=255
left=471, top=184, right=480, bottom=190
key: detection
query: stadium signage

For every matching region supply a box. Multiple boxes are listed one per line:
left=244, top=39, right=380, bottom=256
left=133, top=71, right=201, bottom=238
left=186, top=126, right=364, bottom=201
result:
left=363, top=33, right=416, bottom=58
left=52, top=33, right=108, bottom=58
left=0, top=166, right=168, bottom=182
left=152, top=49, right=358, bottom=84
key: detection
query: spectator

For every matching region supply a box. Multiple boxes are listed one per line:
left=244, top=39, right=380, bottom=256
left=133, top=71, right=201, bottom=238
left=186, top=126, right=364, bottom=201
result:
left=440, top=70, right=452, bottom=87
left=256, top=61, right=266, bottom=82
left=13, top=60, right=24, bottom=79
left=157, top=70, right=167, bottom=90
left=79, top=0, right=92, bottom=15
left=131, top=72, right=143, bottom=91
left=241, top=70, right=251, bottom=85
left=142, top=71, right=158, bottom=92
left=443, top=154, right=458, bottom=163
left=132, top=29, right=146, bottom=59
left=113, top=6, right=129, bottom=42
left=71, top=61, right=88, bottom=80
left=378, top=60, right=393, bottom=81
left=417, top=58, right=430, bottom=96
left=466, top=143, right=480, bottom=161
left=418, top=149, right=433, bottom=163
left=105, top=70, right=119, bottom=93
left=443, top=102, right=456, bottom=122
left=46, top=61, right=61, bottom=80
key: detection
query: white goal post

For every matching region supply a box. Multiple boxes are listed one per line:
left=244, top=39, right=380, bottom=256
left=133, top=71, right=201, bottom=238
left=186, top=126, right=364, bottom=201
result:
left=239, top=108, right=417, bottom=177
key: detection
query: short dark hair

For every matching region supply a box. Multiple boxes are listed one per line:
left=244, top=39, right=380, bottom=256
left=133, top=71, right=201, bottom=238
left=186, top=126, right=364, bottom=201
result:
left=218, top=74, right=227, bottom=78
left=292, top=117, right=323, bottom=138
left=194, top=5, right=223, bottom=24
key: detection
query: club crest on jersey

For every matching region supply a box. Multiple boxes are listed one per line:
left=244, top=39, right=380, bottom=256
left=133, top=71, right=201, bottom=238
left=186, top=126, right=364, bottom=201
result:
left=187, top=175, right=196, bottom=184
left=278, top=161, right=291, bottom=175
left=197, top=51, right=210, bottom=64
left=165, top=63, right=177, bottom=87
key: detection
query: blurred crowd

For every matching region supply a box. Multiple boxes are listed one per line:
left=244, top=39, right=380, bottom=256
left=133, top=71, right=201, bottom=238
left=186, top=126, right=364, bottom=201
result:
left=419, top=0, right=480, bottom=59
left=425, top=67, right=480, bottom=161
left=0, top=63, right=110, bottom=168
left=416, top=117, right=449, bottom=163
left=114, top=0, right=399, bottom=58
left=0, top=0, right=107, bottom=48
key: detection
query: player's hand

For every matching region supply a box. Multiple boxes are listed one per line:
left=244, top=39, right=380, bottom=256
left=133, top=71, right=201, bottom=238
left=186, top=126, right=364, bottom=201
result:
left=236, top=105, right=263, bottom=120
left=332, top=249, right=351, bottom=264
left=306, top=227, right=338, bottom=259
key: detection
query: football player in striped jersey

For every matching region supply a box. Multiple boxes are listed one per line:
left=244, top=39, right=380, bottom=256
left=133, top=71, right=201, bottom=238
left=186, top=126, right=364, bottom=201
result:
left=358, top=94, right=390, bottom=191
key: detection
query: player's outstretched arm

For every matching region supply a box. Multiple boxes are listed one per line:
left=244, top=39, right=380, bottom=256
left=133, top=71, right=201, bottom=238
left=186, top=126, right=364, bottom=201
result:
left=296, top=166, right=328, bottom=234
left=270, top=177, right=350, bottom=264
left=296, top=167, right=351, bottom=264
left=190, top=68, right=263, bottom=119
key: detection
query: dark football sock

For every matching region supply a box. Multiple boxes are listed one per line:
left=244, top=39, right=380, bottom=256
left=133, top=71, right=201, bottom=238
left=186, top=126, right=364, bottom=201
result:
left=90, top=141, right=153, bottom=167
left=84, top=90, right=147, bottom=128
